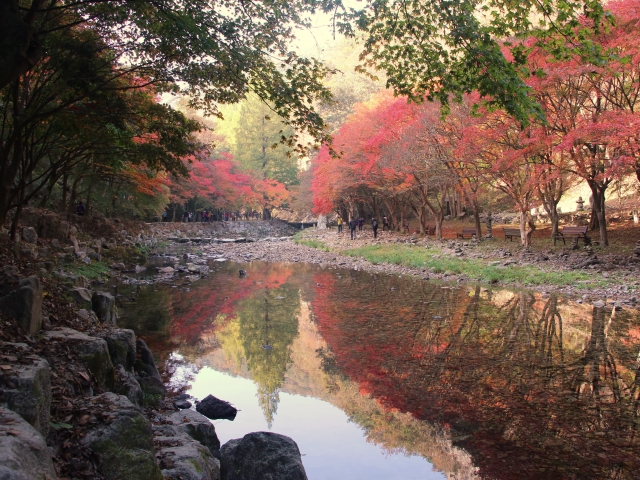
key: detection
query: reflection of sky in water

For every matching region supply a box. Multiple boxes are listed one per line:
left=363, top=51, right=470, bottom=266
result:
left=186, top=367, right=445, bottom=480
left=119, top=260, right=640, bottom=479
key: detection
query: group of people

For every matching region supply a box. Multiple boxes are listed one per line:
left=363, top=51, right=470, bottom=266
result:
left=336, top=215, right=391, bottom=240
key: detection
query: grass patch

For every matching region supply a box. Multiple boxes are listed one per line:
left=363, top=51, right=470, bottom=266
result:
left=343, top=244, right=610, bottom=287
left=294, top=238, right=330, bottom=251
left=65, top=261, right=110, bottom=279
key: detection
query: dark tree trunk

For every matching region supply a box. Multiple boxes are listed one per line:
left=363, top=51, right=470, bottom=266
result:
left=473, top=201, right=482, bottom=239
left=587, top=182, right=608, bottom=246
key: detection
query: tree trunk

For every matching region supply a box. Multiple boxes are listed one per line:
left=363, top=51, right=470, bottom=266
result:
left=519, top=211, right=534, bottom=249
left=86, top=182, right=93, bottom=215
left=473, top=200, right=482, bottom=239
left=434, top=212, right=445, bottom=240
left=372, top=196, right=380, bottom=220
left=10, top=184, right=24, bottom=241
left=412, top=205, right=426, bottom=235
left=59, top=172, right=68, bottom=212
left=588, top=202, right=599, bottom=231
left=588, top=182, right=608, bottom=246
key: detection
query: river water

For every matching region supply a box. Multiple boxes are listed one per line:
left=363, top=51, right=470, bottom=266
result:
left=114, top=258, right=640, bottom=479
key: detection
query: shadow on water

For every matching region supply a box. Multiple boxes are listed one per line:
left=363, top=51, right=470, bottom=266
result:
left=116, top=260, right=640, bottom=479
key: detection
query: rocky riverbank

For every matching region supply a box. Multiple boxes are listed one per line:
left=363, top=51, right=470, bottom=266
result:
left=2, top=208, right=638, bottom=479
left=156, top=226, right=640, bottom=308
left=0, top=209, right=309, bottom=480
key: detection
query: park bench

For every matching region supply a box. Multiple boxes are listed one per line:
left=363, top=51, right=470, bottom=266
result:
left=553, top=225, right=590, bottom=246
left=503, top=228, right=522, bottom=241
left=456, top=227, right=477, bottom=239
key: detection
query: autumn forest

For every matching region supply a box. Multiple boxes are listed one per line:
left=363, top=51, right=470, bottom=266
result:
left=4, top=0, right=640, bottom=249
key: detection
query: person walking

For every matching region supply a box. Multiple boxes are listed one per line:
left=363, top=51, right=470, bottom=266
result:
left=337, top=217, right=343, bottom=233
left=357, top=217, right=364, bottom=231
left=371, top=217, right=379, bottom=238
left=349, top=218, right=357, bottom=240
left=76, top=201, right=85, bottom=216
left=382, top=216, right=390, bottom=231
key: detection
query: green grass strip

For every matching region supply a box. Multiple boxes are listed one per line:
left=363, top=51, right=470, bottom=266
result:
left=65, top=261, right=111, bottom=279
left=293, top=238, right=330, bottom=251
left=343, top=244, right=609, bottom=287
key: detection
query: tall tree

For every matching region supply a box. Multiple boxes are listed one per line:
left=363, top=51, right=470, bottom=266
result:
left=233, top=96, right=300, bottom=188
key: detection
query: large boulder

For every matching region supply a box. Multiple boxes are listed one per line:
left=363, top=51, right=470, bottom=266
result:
left=82, top=393, right=162, bottom=480
left=91, top=291, right=118, bottom=325
left=114, top=365, right=143, bottom=407
left=37, top=213, right=70, bottom=241
left=44, top=328, right=115, bottom=390
left=134, top=339, right=166, bottom=396
left=196, top=395, right=237, bottom=421
left=166, top=409, right=221, bottom=459
left=22, top=226, right=38, bottom=244
left=70, top=287, right=92, bottom=309
left=220, top=432, right=307, bottom=480
left=154, top=423, right=220, bottom=480
left=99, top=328, right=136, bottom=371
left=0, top=276, right=43, bottom=335
left=0, top=350, right=51, bottom=437
left=0, top=407, right=57, bottom=480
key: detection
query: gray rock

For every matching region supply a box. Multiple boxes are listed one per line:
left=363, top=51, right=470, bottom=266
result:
left=36, top=214, right=69, bottom=241
left=110, top=262, right=126, bottom=271
left=77, top=308, right=98, bottom=324
left=70, top=287, right=92, bottom=309
left=45, top=328, right=115, bottom=390
left=174, top=399, right=192, bottom=409
left=0, top=407, right=57, bottom=480
left=21, top=226, right=38, bottom=244
left=593, top=300, right=606, bottom=308
left=154, top=423, right=220, bottom=480
left=91, top=291, right=118, bottom=325
left=20, top=246, right=38, bottom=261
left=99, top=328, right=136, bottom=371
left=0, top=353, right=51, bottom=437
left=134, top=339, right=166, bottom=396
left=220, top=432, right=307, bottom=480
left=196, top=394, right=237, bottom=420
left=114, top=365, right=143, bottom=407
left=82, top=393, right=162, bottom=480
left=186, top=263, right=200, bottom=273
left=0, top=276, right=43, bottom=335
left=166, top=409, right=221, bottom=459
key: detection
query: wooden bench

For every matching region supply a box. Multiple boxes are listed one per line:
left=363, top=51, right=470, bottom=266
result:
left=456, top=227, right=477, bottom=239
left=554, top=225, right=590, bottom=246
left=503, top=228, right=521, bottom=241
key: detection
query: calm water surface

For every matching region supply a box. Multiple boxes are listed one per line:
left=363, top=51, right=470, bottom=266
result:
left=115, top=259, right=640, bottom=479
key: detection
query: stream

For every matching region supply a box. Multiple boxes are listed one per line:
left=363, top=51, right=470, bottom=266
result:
left=112, top=257, right=640, bottom=479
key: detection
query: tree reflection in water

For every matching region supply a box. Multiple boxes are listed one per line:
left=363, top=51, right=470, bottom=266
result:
left=224, top=284, right=301, bottom=428
left=312, top=271, right=640, bottom=479
left=118, top=262, right=640, bottom=479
